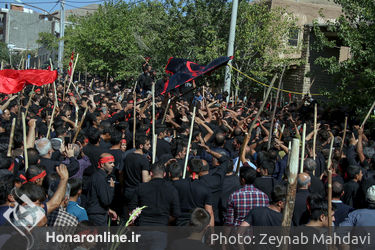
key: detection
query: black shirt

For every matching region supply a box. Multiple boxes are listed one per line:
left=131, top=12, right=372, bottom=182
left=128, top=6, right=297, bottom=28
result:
left=172, top=178, right=213, bottom=225
left=129, top=178, right=180, bottom=226
left=123, top=152, right=150, bottom=189
left=156, top=138, right=172, bottom=159
left=292, top=189, right=310, bottom=226
left=244, top=206, right=282, bottom=226
left=39, top=157, right=79, bottom=177
left=219, top=174, right=241, bottom=224
left=86, top=169, right=115, bottom=218
left=253, top=176, right=281, bottom=201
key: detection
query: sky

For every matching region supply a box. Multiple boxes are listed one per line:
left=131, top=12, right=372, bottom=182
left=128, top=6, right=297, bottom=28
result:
left=0, top=0, right=106, bottom=13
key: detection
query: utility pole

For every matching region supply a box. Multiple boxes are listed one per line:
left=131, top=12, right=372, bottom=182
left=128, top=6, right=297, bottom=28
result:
left=58, top=0, right=65, bottom=74
left=223, top=0, right=239, bottom=102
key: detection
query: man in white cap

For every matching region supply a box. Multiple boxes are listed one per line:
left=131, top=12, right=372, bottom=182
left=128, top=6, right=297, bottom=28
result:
left=340, top=185, right=375, bottom=226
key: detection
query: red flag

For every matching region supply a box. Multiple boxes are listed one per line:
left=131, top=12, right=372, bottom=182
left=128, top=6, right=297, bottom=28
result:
left=0, top=69, right=58, bottom=94
left=68, top=51, right=75, bottom=76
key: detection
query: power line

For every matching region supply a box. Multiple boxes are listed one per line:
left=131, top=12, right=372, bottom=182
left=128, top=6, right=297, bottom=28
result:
left=48, top=0, right=59, bottom=13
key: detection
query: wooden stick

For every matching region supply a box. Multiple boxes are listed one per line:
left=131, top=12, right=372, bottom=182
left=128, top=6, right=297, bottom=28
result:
left=236, top=74, right=278, bottom=175
left=22, top=112, right=28, bottom=171
left=328, top=169, right=333, bottom=227
left=62, top=74, right=69, bottom=102
left=105, top=72, right=109, bottom=85
left=161, top=99, right=171, bottom=124
left=24, top=85, right=35, bottom=118
left=278, top=124, right=285, bottom=140
left=327, top=133, right=335, bottom=170
left=300, top=123, right=306, bottom=173
left=89, top=78, right=94, bottom=89
left=339, top=116, right=348, bottom=159
left=361, top=100, right=375, bottom=128
left=7, top=118, right=16, bottom=157
left=133, top=92, right=137, bottom=149
left=152, top=82, right=156, bottom=164
left=313, top=103, right=317, bottom=160
left=282, top=138, right=300, bottom=226
left=72, top=106, right=89, bottom=143
left=267, top=66, right=285, bottom=150
left=66, top=54, right=80, bottom=94
left=183, top=106, right=196, bottom=179
left=46, top=102, right=57, bottom=139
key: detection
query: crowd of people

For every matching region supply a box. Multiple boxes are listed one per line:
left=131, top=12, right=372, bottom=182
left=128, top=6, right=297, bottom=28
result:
left=0, top=60, right=374, bottom=249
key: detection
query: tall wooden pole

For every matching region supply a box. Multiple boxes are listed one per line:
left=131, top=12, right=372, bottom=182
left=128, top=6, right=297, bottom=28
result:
left=72, top=107, right=89, bottom=143
left=46, top=102, right=57, bottom=139
left=339, top=116, right=348, bottom=159
left=152, top=82, right=156, bottom=164
left=161, top=99, right=171, bottom=124
left=361, top=100, right=375, bottom=128
left=313, top=103, right=318, bottom=160
left=183, top=106, right=196, bottom=179
left=22, top=112, right=28, bottom=171
left=7, top=118, right=16, bottom=157
left=328, top=169, right=333, bottom=227
left=133, top=92, right=137, bottom=149
left=300, top=123, right=306, bottom=173
left=282, top=138, right=300, bottom=227
left=65, top=53, right=79, bottom=94
left=236, top=74, right=277, bottom=175
left=267, top=66, right=285, bottom=150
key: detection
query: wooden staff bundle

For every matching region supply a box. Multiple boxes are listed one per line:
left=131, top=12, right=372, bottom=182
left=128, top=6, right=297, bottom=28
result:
left=282, top=138, right=300, bottom=227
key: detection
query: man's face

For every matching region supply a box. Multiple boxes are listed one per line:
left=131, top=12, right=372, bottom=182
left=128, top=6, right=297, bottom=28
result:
left=103, top=161, right=114, bottom=174
left=48, top=92, right=54, bottom=100
left=143, top=140, right=151, bottom=151
left=2, top=109, right=11, bottom=120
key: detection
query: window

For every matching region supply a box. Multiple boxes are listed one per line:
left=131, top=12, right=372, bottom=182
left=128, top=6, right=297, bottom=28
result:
left=288, top=28, right=299, bottom=47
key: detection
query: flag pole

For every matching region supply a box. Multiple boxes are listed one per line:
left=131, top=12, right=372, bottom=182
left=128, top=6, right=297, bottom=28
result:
left=65, top=53, right=79, bottom=94
left=183, top=106, right=196, bottom=179
left=300, top=123, right=306, bottom=173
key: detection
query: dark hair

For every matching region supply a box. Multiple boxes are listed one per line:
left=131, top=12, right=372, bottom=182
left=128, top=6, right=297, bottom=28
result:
left=151, top=162, right=165, bottom=176
left=261, top=160, right=275, bottom=176
left=68, top=178, right=82, bottom=197
left=135, top=135, right=149, bottom=149
left=309, top=195, right=328, bottom=221
left=189, top=158, right=202, bottom=173
left=110, top=129, right=122, bottom=146
left=87, top=127, right=101, bottom=144
left=332, top=181, right=343, bottom=198
left=13, top=183, right=46, bottom=204
left=0, top=174, right=14, bottom=205
left=240, top=166, right=257, bottom=185
left=347, top=165, right=361, bottom=180
left=0, top=156, right=12, bottom=170
left=25, top=165, right=45, bottom=181
left=169, top=162, right=182, bottom=179
left=189, top=208, right=210, bottom=232
left=27, top=148, right=40, bottom=165
left=270, top=185, right=286, bottom=204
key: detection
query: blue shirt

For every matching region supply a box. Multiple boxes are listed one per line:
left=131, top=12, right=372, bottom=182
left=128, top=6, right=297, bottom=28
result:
left=67, top=201, right=88, bottom=222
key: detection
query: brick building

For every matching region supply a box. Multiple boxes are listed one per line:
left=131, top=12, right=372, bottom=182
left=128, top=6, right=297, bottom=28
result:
left=270, top=0, right=348, bottom=99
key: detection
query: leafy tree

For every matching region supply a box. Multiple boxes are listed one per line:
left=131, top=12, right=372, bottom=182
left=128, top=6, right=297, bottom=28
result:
left=0, top=41, right=9, bottom=64
left=313, top=0, right=375, bottom=120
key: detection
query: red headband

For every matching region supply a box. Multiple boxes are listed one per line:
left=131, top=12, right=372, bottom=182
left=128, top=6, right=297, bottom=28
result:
left=98, top=156, right=115, bottom=168
left=28, top=171, right=47, bottom=183
left=121, top=139, right=127, bottom=144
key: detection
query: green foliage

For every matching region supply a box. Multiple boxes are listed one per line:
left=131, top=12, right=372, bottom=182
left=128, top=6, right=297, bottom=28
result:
left=313, top=0, right=375, bottom=120
left=63, top=0, right=299, bottom=91
left=37, top=32, right=59, bottom=51
left=0, top=41, right=9, bottom=63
